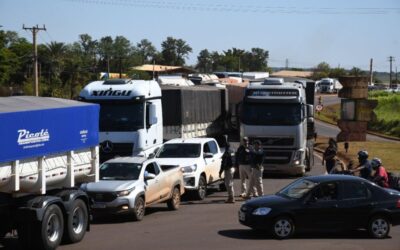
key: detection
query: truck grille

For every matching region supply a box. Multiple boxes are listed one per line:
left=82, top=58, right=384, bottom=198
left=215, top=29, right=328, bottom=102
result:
left=264, top=151, right=292, bottom=164
left=100, top=142, right=134, bottom=163
left=250, top=137, right=294, bottom=146
left=87, top=192, right=117, bottom=202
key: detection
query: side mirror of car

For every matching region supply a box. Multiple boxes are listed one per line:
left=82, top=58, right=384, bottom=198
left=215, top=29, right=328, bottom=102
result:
left=144, top=173, right=156, bottom=180
left=204, top=153, right=213, bottom=159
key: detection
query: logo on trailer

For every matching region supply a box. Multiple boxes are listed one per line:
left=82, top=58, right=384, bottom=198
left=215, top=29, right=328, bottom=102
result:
left=91, top=88, right=132, bottom=97
left=101, top=140, right=114, bottom=153
left=17, top=129, right=50, bottom=147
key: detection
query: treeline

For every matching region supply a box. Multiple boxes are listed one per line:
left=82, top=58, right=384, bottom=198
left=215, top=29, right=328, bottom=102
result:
left=0, top=29, right=270, bottom=98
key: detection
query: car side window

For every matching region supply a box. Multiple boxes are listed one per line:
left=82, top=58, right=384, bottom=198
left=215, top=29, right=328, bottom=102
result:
left=145, top=162, right=160, bottom=176
left=342, top=181, right=370, bottom=200
left=312, top=182, right=338, bottom=201
left=208, top=141, right=218, bottom=154
left=203, top=143, right=211, bottom=154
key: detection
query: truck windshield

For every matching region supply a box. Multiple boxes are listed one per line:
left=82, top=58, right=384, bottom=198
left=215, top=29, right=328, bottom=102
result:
left=99, top=103, right=144, bottom=131
left=320, top=81, right=332, bottom=86
left=156, top=143, right=201, bottom=158
left=241, top=103, right=302, bottom=125
left=100, top=163, right=142, bottom=180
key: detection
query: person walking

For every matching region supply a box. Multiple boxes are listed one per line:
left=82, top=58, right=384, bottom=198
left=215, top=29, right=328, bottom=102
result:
left=219, top=143, right=235, bottom=203
left=246, top=140, right=265, bottom=198
left=350, top=150, right=372, bottom=180
left=322, top=138, right=337, bottom=174
left=235, top=137, right=252, bottom=197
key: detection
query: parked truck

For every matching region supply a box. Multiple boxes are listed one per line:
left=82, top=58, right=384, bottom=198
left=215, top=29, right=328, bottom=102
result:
left=240, top=78, right=315, bottom=176
left=318, top=78, right=342, bottom=93
left=78, top=79, right=227, bottom=162
left=0, top=96, right=99, bottom=250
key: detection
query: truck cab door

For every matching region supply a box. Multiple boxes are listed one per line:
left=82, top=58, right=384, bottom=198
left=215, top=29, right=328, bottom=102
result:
left=144, top=162, right=161, bottom=204
left=145, top=101, right=161, bottom=150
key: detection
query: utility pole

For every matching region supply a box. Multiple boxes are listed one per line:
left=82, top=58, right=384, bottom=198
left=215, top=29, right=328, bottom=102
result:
left=388, top=56, right=395, bottom=88
left=23, top=24, right=46, bottom=96
left=285, top=58, right=289, bottom=69
left=369, top=58, right=373, bottom=85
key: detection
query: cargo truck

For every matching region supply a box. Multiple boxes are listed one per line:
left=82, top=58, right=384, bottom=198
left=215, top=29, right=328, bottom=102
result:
left=0, top=96, right=99, bottom=250
left=240, top=78, right=315, bottom=176
left=79, top=79, right=227, bottom=162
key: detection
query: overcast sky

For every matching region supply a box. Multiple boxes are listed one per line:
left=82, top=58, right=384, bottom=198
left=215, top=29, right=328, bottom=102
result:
left=1, top=0, right=399, bottom=72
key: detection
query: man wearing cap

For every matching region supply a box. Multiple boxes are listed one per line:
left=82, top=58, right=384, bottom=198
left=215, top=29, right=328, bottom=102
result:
left=246, top=140, right=265, bottom=198
left=235, top=137, right=252, bottom=197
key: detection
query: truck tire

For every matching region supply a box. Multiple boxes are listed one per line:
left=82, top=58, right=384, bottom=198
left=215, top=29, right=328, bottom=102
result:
left=63, top=199, right=88, bottom=243
left=194, top=175, right=207, bottom=200
left=133, top=197, right=145, bottom=221
left=19, top=204, right=64, bottom=250
left=167, top=187, right=181, bottom=210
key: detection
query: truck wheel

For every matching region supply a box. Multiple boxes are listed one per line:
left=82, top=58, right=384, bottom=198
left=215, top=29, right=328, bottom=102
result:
left=133, top=197, right=145, bottom=221
left=63, top=199, right=88, bottom=243
left=19, top=204, right=64, bottom=250
left=194, top=176, right=207, bottom=200
left=167, top=187, right=181, bottom=210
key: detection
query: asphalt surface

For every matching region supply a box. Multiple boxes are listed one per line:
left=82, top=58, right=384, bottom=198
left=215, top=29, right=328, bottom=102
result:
left=2, top=153, right=396, bottom=250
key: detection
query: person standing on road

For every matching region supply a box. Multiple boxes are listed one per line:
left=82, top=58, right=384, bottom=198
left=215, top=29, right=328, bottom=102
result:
left=246, top=140, right=265, bottom=198
left=219, top=143, right=235, bottom=203
left=322, top=138, right=337, bottom=174
left=351, top=150, right=372, bottom=180
left=235, top=137, right=252, bottom=197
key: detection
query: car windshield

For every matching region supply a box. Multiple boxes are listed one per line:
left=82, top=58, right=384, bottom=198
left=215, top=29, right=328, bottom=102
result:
left=277, top=179, right=318, bottom=199
left=156, top=143, right=201, bottom=158
left=241, top=103, right=302, bottom=126
left=100, top=163, right=142, bottom=180
left=99, top=102, right=144, bottom=132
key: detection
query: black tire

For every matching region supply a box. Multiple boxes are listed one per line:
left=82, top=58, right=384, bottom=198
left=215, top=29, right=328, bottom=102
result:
left=132, top=197, right=145, bottom=221
left=271, top=216, right=295, bottom=240
left=19, top=204, right=64, bottom=250
left=194, top=175, right=207, bottom=200
left=368, top=215, right=390, bottom=239
left=167, top=187, right=181, bottom=210
left=63, top=199, right=88, bottom=244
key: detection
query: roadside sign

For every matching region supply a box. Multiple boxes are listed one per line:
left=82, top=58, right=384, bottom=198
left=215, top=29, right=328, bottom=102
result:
left=316, top=104, right=323, bottom=111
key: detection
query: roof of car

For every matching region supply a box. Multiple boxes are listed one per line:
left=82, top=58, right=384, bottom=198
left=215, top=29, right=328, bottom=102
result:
left=104, top=156, right=148, bottom=164
left=304, top=174, right=365, bottom=182
left=164, top=138, right=215, bottom=144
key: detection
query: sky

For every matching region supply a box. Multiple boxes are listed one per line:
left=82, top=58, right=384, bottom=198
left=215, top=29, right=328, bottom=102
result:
left=1, top=0, right=399, bottom=72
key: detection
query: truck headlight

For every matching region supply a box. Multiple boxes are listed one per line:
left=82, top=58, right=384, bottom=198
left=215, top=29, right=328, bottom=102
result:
left=293, top=150, right=304, bottom=165
left=181, top=164, right=197, bottom=173
left=116, top=187, right=135, bottom=197
left=252, top=207, right=272, bottom=216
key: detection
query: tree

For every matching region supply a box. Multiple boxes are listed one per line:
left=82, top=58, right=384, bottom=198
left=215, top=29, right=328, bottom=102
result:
left=97, top=36, right=114, bottom=73
left=175, top=38, right=192, bottom=65
left=196, top=49, right=212, bottom=72
left=43, top=41, right=67, bottom=84
left=113, top=36, right=132, bottom=75
left=136, top=39, right=157, bottom=64
left=329, top=67, right=346, bottom=78
left=161, top=37, right=192, bottom=65
left=349, top=67, right=365, bottom=76
left=312, top=62, right=331, bottom=80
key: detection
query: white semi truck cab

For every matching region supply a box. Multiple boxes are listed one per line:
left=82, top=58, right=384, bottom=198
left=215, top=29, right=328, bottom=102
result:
left=240, top=78, right=315, bottom=176
left=79, top=79, right=163, bottom=162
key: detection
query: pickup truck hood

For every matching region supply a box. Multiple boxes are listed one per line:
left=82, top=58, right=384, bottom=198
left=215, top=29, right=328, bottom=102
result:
left=155, top=158, right=199, bottom=167
left=85, top=180, right=138, bottom=192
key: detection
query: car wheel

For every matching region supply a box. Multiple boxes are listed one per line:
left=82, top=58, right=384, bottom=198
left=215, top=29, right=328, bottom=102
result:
left=63, top=199, right=88, bottom=243
left=194, top=176, right=207, bottom=200
left=272, top=216, right=295, bottom=239
left=133, top=197, right=145, bottom=221
left=167, top=187, right=181, bottom=210
left=368, top=215, right=390, bottom=239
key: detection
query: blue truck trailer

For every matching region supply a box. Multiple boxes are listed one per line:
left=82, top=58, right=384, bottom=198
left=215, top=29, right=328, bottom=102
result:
left=0, top=96, right=99, bottom=250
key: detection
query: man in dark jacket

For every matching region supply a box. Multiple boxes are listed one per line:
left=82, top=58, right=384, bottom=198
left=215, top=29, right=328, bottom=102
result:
left=245, top=140, right=265, bottom=198
left=351, top=150, right=372, bottom=180
left=235, top=137, right=252, bottom=197
left=219, top=143, right=235, bottom=203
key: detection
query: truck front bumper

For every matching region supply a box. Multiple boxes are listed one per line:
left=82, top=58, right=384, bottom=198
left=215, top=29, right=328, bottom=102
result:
left=263, top=164, right=305, bottom=175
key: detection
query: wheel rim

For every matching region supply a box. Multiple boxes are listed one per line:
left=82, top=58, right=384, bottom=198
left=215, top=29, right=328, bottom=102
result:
left=198, top=179, right=206, bottom=198
left=371, top=219, right=388, bottom=237
left=47, top=214, right=61, bottom=243
left=72, top=206, right=85, bottom=235
left=274, top=219, right=292, bottom=238
left=173, top=190, right=180, bottom=207
left=136, top=199, right=145, bottom=218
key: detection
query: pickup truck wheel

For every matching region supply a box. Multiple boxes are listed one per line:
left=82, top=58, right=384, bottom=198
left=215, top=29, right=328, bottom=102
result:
left=194, top=176, right=207, bottom=200
left=167, top=187, right=181, bottom=210
left=63, top=199, right=88, bottom=243
left=133, top=197, right=145, bottom=221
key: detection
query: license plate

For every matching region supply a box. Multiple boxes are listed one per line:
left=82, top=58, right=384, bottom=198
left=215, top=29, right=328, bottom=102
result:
left=239, top=211, right=246, bottom=221
left=92, top=203, right=106, bottom=209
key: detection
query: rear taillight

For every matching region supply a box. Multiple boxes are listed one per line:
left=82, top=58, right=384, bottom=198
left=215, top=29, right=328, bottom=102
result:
left=397, top=199, right=400, bottom=208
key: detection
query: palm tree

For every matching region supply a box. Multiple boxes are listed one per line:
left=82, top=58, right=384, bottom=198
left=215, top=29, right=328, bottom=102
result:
left=44, top=41, right=67, bottom=84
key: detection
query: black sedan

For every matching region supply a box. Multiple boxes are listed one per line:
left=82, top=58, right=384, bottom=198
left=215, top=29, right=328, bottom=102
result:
left=239, top=175, right=400, bottom=239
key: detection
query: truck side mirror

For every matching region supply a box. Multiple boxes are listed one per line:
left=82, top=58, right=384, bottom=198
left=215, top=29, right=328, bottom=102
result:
left=149, top=104, right=158, bottom=126
left=306, top=104, right=314, bottom=118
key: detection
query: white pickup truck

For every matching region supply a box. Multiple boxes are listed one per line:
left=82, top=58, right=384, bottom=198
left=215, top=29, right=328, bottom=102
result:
left=81, top=157, right=185, bottom=221
left=155, top=138, right=223, bottom=200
